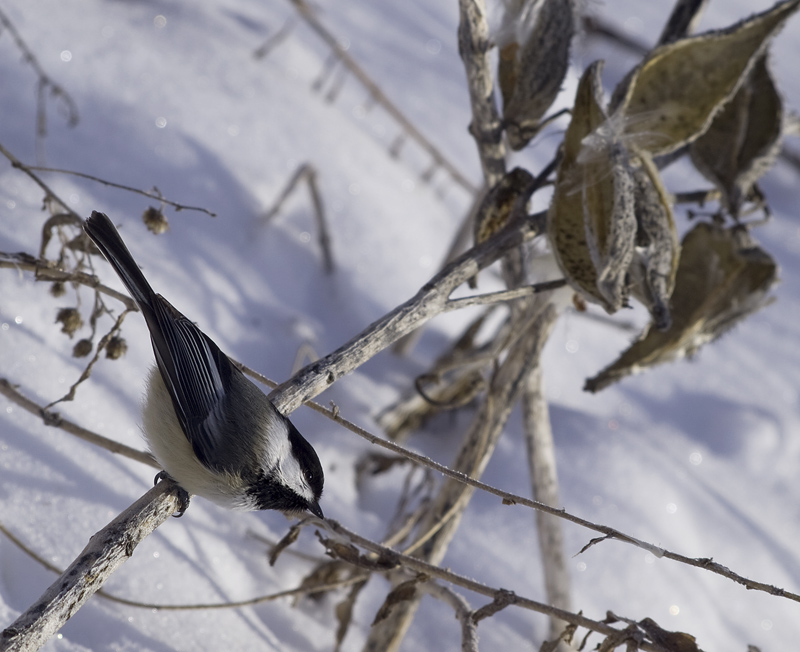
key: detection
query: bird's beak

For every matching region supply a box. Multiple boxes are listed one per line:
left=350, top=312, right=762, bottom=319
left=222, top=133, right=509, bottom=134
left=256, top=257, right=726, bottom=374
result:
left=308, top=500, right=324, bottom=519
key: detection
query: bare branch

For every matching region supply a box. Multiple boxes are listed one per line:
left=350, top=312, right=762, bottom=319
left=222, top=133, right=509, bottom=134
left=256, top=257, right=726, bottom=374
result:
left=522, top=364, right=573, bottom=640
left=322, top=520, right=673, bottom=652
left=269, top=209, right=547, bottom=414
left=457, top=0, right=506, bottom=186
left=0, top=480, right=182, bottom=652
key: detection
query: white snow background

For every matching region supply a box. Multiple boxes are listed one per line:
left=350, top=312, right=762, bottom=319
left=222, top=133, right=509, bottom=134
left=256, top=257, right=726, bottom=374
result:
left=1, top=0, right=799, bottom=650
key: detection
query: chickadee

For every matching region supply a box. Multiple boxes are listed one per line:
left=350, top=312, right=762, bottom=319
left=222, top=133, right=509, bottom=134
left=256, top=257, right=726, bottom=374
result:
left=84, top=211, right=324, bottom=518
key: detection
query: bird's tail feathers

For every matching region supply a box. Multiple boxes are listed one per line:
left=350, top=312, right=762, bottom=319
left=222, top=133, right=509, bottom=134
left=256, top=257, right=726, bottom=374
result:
left=84, top=210, right=156, bottom=310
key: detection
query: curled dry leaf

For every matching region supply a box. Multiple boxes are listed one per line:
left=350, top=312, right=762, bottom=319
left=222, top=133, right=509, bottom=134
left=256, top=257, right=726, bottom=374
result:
left=690, top=54, right=783, bottom=217
left=609, top=0, right=799, bottom=157
left=638, top=617, right=701, bottom=652
left=585, top=222, right=778, bottom=392
left=628, top=152, right=680, bottom=331
left=498, top=0, right=574, bottom=150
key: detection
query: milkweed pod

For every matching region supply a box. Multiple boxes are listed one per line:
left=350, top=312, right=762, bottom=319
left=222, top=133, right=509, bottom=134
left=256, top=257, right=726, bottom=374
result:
left=689, top=54, right=783, bottom=217
left=474, top=167, right=535, bottom=246
left=581, top=143, right=637, bottom=313
left=610, top=0, right=799, bottom=157
left=584, top=222, right=778, bottom=392
left=498, top=0, right=574, bottom=150
left=548, top=61, right=610, bottom=308
left=628, top=152, right=680, bottom=331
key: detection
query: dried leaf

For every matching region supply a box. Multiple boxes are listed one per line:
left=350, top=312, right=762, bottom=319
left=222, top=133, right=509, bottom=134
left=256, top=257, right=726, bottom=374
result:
left=690, top=54, right=783, bottom=217
left=628, top=152, right=680, bottom=330
left=499, top=0, right=574, bottom=150
left=334, top=574, right=369, bottom=651
left=371, top=577, right=423, bottom=625
left=585, top=222, right=778, bottom=392
left=610, top=0, right=799, bottom=156
left=638, top=617, right=701, bottom=652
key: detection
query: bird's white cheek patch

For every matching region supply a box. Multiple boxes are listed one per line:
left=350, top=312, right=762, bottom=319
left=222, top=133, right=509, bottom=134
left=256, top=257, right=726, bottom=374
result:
left=279, top=454, right=315, bottom=503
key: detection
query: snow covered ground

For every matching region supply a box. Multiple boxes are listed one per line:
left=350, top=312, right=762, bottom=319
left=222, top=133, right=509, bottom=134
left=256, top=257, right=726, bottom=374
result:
left=1, top=0, right=799, bottom=650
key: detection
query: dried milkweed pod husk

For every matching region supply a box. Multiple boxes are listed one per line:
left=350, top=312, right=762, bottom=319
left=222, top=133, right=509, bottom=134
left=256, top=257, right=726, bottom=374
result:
left=690, top=54, right=783, bottom=217
left=548, top=62, right=609, bottom=308
left=549, top=60, right=637, bottom=313
left=609, top=0, right=799, bottom=157
left=580, top=142, right=637, bottom=312
left=628, top=152, right=679, bottom=331
left=474, top=167, right=534, bottom=246
left=497, top=0, right=574, bottom=150
left=585, top=222, right=778, bottom=392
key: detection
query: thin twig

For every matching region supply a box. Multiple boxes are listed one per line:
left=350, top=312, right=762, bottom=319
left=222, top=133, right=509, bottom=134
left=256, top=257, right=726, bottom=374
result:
left=443, top=279, right=567, bottom=312
left=283, top=0, right=478, bottom=195
left=45, top=308, right=134, bottom=408
left=0, top=6, right=79, bottom=164
left=0, top=481, right=182, bottom=652
left=25, top=166, right=216, bottom=217
left=0, top=142, right=81, bottom=220
left=0, top=518, right=357, bottom=610
left=0, top=252, right=138, bottom=309
left=320, top=520, right=673, bottom=652
left=269, top=209, right=548, bottom=414
left=0, top=378, right=156, bottom=467
left=261, top=163, right=334, bottom=273
left=253, top=18, right=296, bottom=59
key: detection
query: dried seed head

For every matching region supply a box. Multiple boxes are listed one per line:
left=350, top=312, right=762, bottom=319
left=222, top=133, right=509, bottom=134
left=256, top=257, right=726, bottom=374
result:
left=50, top=281, right=66, bottom=298
left=72, top=338, right=93, bottom=358
left=105, top=336, right=128, bottom=360
left=142, top=206, right=169, bottom=234
left=56, top=307, right=83, bottom=338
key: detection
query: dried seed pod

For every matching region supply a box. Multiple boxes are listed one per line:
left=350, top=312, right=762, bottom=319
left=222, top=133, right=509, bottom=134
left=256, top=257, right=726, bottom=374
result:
left=142, top=206, right=169, bottom=234
left=498, top=0, right=574, bottom=150
left=610, top=0, right=799, bottom=157
left=105, top=335, right=128, bottom=360
left=50, top=281, right=67, bottom=298
left=628, top=152, right=679, bottom=331
left=72, top=338, right=93, bottom=358
left=580, top=141, right=637, bottom=313
left=56, top=307, right=83, bottom=338
left=690, top=54, right=783, bottom=217
left=585, top=222, right=777, bottom=392
left=548, top=61, right=611, bottom=308
left=474, top=167, right=534, bottom=246
left=66, top=232, right=97, bottom=254
left=657, top=0, right=709, bottom=45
